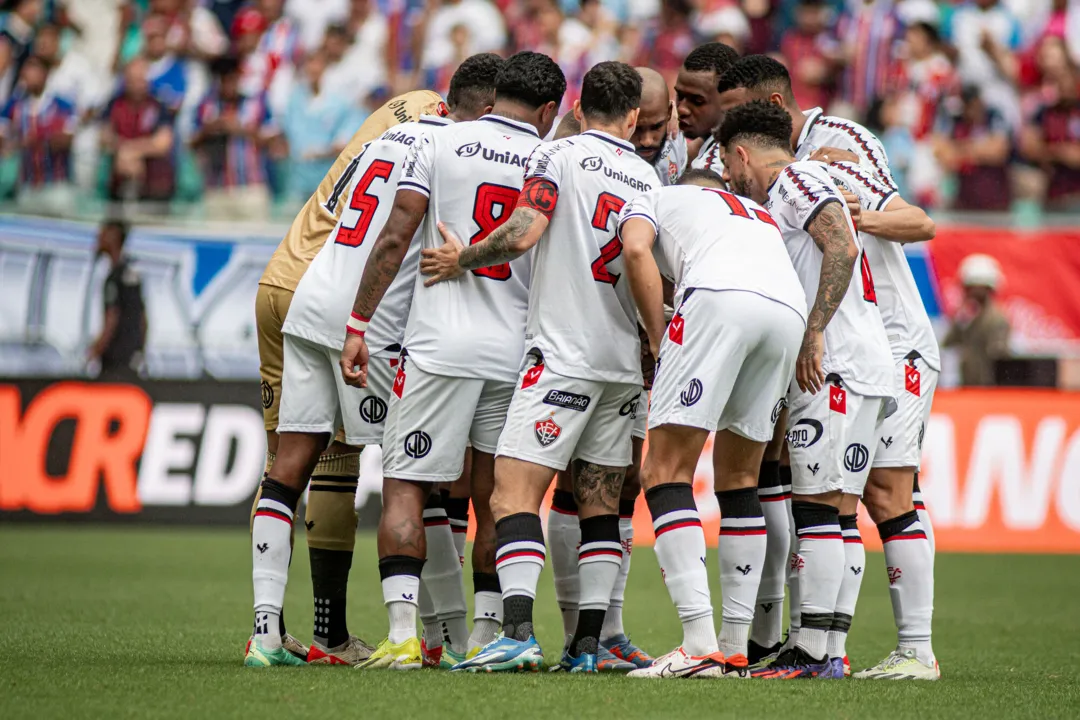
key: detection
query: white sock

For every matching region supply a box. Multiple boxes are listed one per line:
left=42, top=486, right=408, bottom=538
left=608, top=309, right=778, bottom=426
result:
left=785, top=496, right=801, bottom=648
left=252, top=485, right=299, bottom=651
left=601, top=512, right=634, bottom=641
left=421, top=504, right=468, bottom=652
left=646, top=484, right=718, bottom=657
left=715, top=488, right=767, bottom=659
left=879, top=510, right=935, bottom=664
left=913, top=472, right=935, bottom=556
left=470, top=582, right=502, bottom=651
left=753, top=463, right=789, bottom=649
left=547, top=493, right=581, bottom=642
left=831, top=514, right=865, bottom=660
left=382, top=572, right=421, bottom=644
left=792, top=502, right=844, bottom=661
left=418, top=582, right=440, bottom=651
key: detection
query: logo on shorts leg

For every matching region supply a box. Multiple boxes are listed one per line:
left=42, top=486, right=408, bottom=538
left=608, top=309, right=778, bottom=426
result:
left=829, top=385, right=847, bottom=414
left=543, top=390, right=591, bottom=412
left=360, top=396, right=387, bottom=424
left=404, top=431, right=432, bottom=458
left=771, top=398, right=788, bottom=424
left=844, top=443, right=869, bottom=473
left=392, top=365, right=406, bottom=398
left=260, top=381, right=274, bottom=409
left=619, top=393, right=641, bottom=418
left=521, top=363, right=544, bottom=389
left=905, top=363, right=921, bottom=396
left=787, top=419, right=823, bottom=448
left=534, top=415, right=562, bottom=447
left=668, top=314, right=684, bottom=345
left=679, top=378, right=703, bottom=407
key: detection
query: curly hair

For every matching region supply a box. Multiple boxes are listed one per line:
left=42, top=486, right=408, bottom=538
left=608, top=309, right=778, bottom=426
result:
left=447, top=53, right=504, bottom=114
left=495, top=51, right=567, bottom=110
left=715, top=55, right=793, bottom=100
left=681, top=42, right=739, bottom=77
left=580, top=61, right=642, bottom=122
left=716, top=99, right=792, bottom=151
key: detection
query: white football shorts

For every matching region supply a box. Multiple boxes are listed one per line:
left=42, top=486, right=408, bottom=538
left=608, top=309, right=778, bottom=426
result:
left=649, top=289, right=804, bottom=442
left=872, top=358, right=938, bottom=469
left=786, top=381, right=885, bottom=496
left=381, top=353, right=514, bottom=483
left=632, top=387, right=647, bottom=440
left=496, top=352, right=640, bottom=470
left=278, top=334, right=396, bottom=447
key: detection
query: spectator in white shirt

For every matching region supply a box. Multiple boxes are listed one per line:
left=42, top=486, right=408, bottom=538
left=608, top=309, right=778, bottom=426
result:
left=285, top=0, right=349, bottom=52
left=419, top=0, right=506, bottom=72
left=945, top=0, right=1023, bottom=126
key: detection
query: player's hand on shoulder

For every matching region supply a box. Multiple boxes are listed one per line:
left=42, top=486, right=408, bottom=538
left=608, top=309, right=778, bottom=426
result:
left=420, top=221, right=466, bottom=286
left=843, top=191, right=862, bottom=225
left=796, top=329, right=826, bottom=394
left=340, top=334, right=370, bottom=388
left=809, top=147, right=859, bottom=166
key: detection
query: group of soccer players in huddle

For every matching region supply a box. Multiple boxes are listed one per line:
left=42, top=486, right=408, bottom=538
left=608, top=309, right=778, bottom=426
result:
left=245, top=41, right=941, bottom=681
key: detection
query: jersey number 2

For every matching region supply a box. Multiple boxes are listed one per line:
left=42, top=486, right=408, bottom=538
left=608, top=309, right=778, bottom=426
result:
left=335, top=159, right=395, bottom=247
left=470, top=183, right=520, bottom=280
left=591, top=192, right=626, bottom=285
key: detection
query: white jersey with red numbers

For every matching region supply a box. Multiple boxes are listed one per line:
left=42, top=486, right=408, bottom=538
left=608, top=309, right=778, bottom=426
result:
left=689, top=134, right=724, bottom=178
left=795, top=107, right=898, bottom=191
left=618, top=184, right=807, bottom=320
left=399, top=114, right=542, bottom=383
left=767, top=160, right=893, bottom=399
left=827, top=161, right=941, bottom=370
left=282, top=115, right=452, bottom=351
left=652, top=132, right=688, bottom=186
left=523, top=130, right=657, bottom=385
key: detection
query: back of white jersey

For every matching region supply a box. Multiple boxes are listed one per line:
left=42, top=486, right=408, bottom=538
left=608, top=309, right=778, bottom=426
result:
left=619, top=185, right=807, bottom=321
left=524, top=130, right=657, bottom=384
left=652, top=132, right=688, bottom=186
left=283, top=116, right=451, bottom=351
left=828, top=162, right=941, bottom=370
left=767, top=160, right=893, bottom=398
left=795, top=107, right=897, bottom=191
left=689, top=134, right=724, bottom=178
left=400, top=114, right=542, bottom=382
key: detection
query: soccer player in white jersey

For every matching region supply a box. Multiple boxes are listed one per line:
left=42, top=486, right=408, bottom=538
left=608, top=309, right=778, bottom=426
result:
left=614, top=169, right=807, bottom=679
left=827, top=162, right=941, bottom=680
left=338, top=52, right=566, bottom=670
left=421, top=61, right=657, bottom=674
left=719, top=101, right=894, bottom=680
left=245, top=58, right=501, bottom=669
left=674, top=42, right=738, bottom=178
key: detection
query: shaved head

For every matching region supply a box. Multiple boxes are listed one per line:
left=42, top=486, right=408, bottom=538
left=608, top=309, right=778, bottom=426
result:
left=632, top=66, right=673, bottom=164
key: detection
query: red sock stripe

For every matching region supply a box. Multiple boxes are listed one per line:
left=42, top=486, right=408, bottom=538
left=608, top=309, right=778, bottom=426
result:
left=550, top=506, right=578, bottom=516
left=451, top=526, right=468, bottom=533
left=760, top=495, right=787, bottom=503
left=884, top=531, right=928, bottom=542
left=719, top=527, right=768, bottom=536
left=496, top=550, right=546, bottom=564
left=254, top=508, right=293, bottom=524
left=797, top=532, right=843, bottom=541
left=423, top=517, right=450, bottom=527
left=579, top=549, right=623, bottom=560
left=653, top=518, right=702, bottom=538
left=913, top=501, right=926, bottom=510
left=843, top=537, right=864, bottom=544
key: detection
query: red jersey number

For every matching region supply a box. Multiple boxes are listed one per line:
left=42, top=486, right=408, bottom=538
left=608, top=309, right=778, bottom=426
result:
left=334, top=160, right=395, bottom=247
left=470, top=183, right=520, bottom=281
left=702, top=187, right=778, bottom=228
left=590, top=192, right=627, bottom=285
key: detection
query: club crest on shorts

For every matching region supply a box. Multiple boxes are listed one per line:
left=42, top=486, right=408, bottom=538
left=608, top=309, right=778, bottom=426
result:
left=905, top=363, right=921, bottom=396
left=404, top=430, right=432, bottom=459
left=771, top=397, right=788, bottom=424
left=680, top=378, right=703, bottom=407
left=534, top=415, right=561, bottom=447
left=359, top=396, right=387, bottom=424
left=844, top=443, right=869, bottom=473
left=668, top=314, right=684, bottom=345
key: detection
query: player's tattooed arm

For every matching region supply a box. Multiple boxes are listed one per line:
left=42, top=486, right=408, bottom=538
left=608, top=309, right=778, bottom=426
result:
left=457, top=178, right=557, bottom=268
left=797, top=200, right=859, bottom=394
left=620, top=217, right=665, bottom=358
left=352, top=189, right=429, bottom=318
left=572, top=460, right=625, bottom=515
left=858, top=194, right=936, bottom=243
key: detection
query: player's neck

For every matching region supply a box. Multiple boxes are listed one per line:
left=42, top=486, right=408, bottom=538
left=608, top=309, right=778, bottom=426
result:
left=760, top=149, right=795, bottom=195
left=489, top=100, right=541, bottom=134
left=579, top=116, right=629, bottom=140
left=788, top=102, right=807, bottom=151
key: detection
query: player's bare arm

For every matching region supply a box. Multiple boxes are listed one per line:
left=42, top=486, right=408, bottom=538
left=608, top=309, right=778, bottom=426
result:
left=857, top=195, right=936, bottom=243
left=420, top=177, right=557, bottom=285
left=799, top=200, right=859, bottom=394
left=620, top=217, right=665, bottom=358
left=339, top=189, right=429, bottom=387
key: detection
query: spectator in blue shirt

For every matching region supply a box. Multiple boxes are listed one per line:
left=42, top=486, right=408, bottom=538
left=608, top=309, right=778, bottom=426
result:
left=142, top=13, right=188, bottom=114
left=282, top=48, right=365, bottom=199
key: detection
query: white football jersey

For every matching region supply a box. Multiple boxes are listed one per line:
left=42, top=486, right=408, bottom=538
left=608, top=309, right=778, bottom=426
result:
left=689, top=134, right=724, bottom=178
left=767, top=160, right=893, bottom=399
left=652, top=132, right=688, bottom=186
left=795, top=107, right=897, bottom=191
left=827, top=162, right=941, bottom=370
left=283, top=115, right=452, bottom=352
left=618, top=185, right=807, bottom=322
left=399, top=114, right=542, bottom=383
left=524, top=130, right=657, bottom=385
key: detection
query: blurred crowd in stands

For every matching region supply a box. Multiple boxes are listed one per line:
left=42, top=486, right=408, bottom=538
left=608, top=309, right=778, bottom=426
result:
left=0, top=0, right=1077, bottom=219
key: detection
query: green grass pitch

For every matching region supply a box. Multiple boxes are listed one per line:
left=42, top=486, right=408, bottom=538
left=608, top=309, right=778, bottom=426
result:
left=2, top=526, right=1079, bottom=719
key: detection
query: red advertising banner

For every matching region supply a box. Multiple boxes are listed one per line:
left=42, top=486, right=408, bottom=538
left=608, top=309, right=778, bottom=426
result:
left=927, top=227, right=1080, bottom=353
